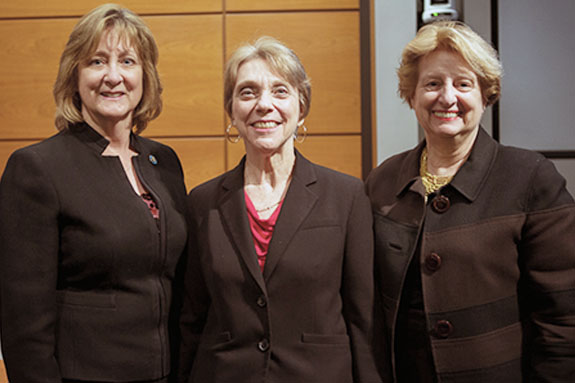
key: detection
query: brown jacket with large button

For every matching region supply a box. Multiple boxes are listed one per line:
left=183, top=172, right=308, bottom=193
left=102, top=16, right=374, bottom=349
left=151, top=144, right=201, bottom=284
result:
left=179, top=152, right=381, bottom=383
left=366, top=128, right=575, bottom=382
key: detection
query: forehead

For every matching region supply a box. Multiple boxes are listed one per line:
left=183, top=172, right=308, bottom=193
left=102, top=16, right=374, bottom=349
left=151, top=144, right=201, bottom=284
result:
left=236, top=58, right=290, bottom=86
left=92, top=28, right=138, bottom=54
left=418, top=49, right=476, bottom=78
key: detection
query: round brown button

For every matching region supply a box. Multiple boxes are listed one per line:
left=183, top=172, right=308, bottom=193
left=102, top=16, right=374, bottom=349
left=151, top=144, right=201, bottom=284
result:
left=432, top=195, right=450, bottom=213
left=435, top=320, right=453, bottom=338
left=425, top=253, right=442, bottom=272
left=258, top=338, right=270, bottom=352
left=256, top=295, right=267, bottom=308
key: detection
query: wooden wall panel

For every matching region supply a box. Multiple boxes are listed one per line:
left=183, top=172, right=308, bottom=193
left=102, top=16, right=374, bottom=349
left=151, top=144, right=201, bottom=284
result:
left=226, top=12, right=361, bottom=135
left=0, top=19, right=76, bottom=139
left=144, top=15, right=224, bottom=137
left=0, top=0, right=221, bottom=18
left=158, top=138, right=226, bottom=190
left=0, top=361, right=6, bottom=383
left=226, top=135, right=362, bottom=178
left=227, top=0, right=358, bottom=11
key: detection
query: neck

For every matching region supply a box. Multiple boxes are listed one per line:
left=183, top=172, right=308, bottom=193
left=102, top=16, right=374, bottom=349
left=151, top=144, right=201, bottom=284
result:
left=244, top=145, right=296, bottom=187
left=424, top=128, right=478, bottom=177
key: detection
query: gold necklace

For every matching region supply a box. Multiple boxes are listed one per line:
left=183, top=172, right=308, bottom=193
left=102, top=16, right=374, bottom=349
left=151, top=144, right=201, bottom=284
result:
left=420, top=147, right=453, bottom=196
left=256, top=200, right=282, bottom=213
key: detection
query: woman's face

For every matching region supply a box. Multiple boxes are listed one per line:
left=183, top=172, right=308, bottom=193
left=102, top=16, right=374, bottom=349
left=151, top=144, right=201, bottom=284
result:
left=77, top=29, right=143, bottom=129
left=411, top=49, right=485, bottom=142
left=231, top=58, right=302, bottom=156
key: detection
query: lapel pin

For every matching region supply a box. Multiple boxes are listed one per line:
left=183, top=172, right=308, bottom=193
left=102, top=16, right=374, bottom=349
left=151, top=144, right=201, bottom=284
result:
left=148, top=154, right=158, bottom=165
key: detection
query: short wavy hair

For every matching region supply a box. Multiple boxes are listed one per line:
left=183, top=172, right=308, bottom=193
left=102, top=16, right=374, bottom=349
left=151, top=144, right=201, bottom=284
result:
left=398, top=21, right=502, bottom=107
left=224, top=36, right=311, bottom=121
left=53, top=3, right=162, bottom=134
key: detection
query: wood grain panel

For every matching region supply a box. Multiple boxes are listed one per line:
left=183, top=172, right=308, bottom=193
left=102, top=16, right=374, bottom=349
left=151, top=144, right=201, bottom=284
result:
left=226, top=135, right=362, bottom=178
left=0, top=15, right=223, bottom=140
left=144, top=15, right=224, bottom=137
left=226, top=12, right=361, bottom=135
left=0, top=19, right=76, bottom=139
left=157, top=138, right=226, bottom=190
left=227, top=0, right=358, bottom=11
left=0, top=0, right=221, bottom=18
left=0, top=359, right=7, bottom=383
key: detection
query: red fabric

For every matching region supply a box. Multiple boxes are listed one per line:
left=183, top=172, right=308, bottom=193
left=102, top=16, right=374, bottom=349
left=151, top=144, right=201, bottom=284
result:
left=245, top=193, right=283, bottom=272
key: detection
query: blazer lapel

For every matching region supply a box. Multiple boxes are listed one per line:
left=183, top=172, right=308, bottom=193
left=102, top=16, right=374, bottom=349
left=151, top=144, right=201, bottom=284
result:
left=263, top=152, right=318, bottom=281
left=218, top=158, right=267, bottom=293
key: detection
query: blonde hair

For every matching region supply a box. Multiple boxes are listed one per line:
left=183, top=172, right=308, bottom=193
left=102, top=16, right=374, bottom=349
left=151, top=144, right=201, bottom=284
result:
left=53, top=3, right=162, bottom=134
left=224, top=36, right=311, bottom=120
left=398, top=21, right=502, bottom=107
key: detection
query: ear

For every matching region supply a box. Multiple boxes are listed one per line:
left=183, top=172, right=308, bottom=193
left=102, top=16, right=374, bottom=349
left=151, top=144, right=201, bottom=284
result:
left=298, top=118, right=305, bottom=127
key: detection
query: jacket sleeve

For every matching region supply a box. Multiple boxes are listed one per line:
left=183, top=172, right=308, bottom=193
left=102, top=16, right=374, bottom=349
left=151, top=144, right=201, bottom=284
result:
left=178, top=190, right=211, bottom=383
left=342, top=181, right=383, bottom=383
left=520, top=158, right=575, bottom=382
left=0, top=148, right=62, bottom=383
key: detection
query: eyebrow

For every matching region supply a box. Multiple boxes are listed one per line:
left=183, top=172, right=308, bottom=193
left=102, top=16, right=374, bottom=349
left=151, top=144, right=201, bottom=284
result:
left=235, top=80, right=258, bottom=89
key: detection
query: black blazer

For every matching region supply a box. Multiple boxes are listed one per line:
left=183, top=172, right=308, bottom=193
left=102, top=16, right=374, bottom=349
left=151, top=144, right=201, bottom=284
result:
left=0, top=124, right=188, bottom=383
left=179, top=152, right=381, bottom=383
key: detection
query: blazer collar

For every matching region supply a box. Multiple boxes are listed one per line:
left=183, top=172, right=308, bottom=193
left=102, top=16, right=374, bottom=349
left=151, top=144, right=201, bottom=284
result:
left=395, top=126, right=498, bottom=202
left=69, top=123, right=143, bottom=155
left=217, top=151, right=319, bottom=291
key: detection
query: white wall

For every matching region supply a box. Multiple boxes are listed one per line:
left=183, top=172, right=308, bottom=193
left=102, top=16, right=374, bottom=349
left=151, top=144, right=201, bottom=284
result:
left=373, top=0, right=419, bottom=165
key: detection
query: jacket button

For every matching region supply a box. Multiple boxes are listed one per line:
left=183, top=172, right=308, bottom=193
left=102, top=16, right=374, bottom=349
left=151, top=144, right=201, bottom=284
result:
left=425, top=253, right=442, bottom=272
left=435, top=320, right=453, bottom=338
left=432, top=195, right=450, bottom=213
left=256, top=295, right=267, bottom=308
left=258, top=338, right=270, bottom=352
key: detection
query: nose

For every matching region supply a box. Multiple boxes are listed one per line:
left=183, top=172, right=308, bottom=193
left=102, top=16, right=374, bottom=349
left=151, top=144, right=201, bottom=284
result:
left=255, top=90, right=274, bottom=113
left=439, top=83, right=457, bottom=105
left=104, top=62, right=122, bottom=86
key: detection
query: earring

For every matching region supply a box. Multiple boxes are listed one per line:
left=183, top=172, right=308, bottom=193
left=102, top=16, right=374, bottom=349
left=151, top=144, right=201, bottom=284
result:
left=226, top=124, right=241, bottom=144
left=295, top=124, right=307, bottom=144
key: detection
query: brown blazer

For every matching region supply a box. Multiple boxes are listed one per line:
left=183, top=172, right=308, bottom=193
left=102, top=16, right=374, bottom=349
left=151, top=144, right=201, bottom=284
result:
left=0, top=124, right=188, bottom=383
left=179, top=152, right=381, bottom=383
left=366, top=127, right=575, bottom=382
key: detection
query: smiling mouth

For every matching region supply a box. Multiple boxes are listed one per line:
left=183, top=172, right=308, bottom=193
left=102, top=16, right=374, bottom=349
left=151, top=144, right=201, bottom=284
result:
left=433, top=111, right=460, bottom=119
left=101, top=92, right=125, bottom=98
left=252, top=121, right=279, bottom=129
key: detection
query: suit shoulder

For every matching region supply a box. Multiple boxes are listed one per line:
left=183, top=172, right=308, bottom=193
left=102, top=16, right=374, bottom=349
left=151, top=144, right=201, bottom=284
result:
left=367, top=150, right=412, bottom=182
left=496, top=143, right=546, bottom=166
left=311, top=162, right=363, bottom=187
left=6, top=131, right=70, bottom=165
left=137, top=136, right=179, bottom=157
left=493, top=143, right=563, bottom=184
left=188, top=170, right=230, bottom=203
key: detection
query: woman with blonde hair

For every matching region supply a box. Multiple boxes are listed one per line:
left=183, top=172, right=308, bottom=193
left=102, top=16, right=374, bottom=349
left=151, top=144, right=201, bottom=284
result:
left=367, top=21, right=575, bottom=382
left=0, top=4, right=187, bottom=382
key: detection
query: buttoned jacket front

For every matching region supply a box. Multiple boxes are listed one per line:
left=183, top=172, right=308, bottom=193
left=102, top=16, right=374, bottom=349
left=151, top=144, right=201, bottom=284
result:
left=0, top=124, right=188, bottom=383
left=366, top=128, right=575, bottom=382
left=180, top=152, right=380, bottom=383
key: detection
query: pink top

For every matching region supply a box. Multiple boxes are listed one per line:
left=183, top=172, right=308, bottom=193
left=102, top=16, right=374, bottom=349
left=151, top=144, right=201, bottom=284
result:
left=245, top=193, right=284, bottom=272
